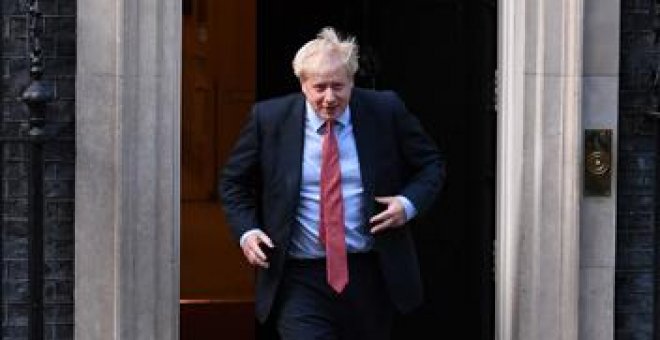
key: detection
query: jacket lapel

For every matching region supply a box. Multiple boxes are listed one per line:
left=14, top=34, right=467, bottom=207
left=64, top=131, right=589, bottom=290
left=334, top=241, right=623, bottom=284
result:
left=350, top=91, right=377, bottom=222
left=280, top=95, right=305, bottom=221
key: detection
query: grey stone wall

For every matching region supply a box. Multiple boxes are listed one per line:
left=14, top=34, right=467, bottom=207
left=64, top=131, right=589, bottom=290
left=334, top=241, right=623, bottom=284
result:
left=1, top=0, right=75, bottom=339
left=616, top=0, right=659, bottom=339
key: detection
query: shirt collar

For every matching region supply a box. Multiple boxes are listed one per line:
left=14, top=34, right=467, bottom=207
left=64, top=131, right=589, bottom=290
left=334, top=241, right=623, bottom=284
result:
left=305, top=101, right=351, bottom=132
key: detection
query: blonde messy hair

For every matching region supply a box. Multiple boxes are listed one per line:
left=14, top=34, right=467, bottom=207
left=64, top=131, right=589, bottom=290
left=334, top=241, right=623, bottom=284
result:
left=292, top=27, right=359, bottom=80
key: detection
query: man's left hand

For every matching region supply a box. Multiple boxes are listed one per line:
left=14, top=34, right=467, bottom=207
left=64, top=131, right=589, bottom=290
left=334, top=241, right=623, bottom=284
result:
left=369, top=196, right=407, bottom=233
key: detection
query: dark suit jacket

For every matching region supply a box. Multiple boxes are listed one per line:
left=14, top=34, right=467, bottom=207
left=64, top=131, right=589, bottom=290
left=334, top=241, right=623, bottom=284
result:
left=220, top=87, right=445, bottom=322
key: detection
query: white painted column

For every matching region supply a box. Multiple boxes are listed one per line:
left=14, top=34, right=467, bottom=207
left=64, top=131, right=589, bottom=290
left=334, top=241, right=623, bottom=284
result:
left=75, top=0, right=181, bottom=339
left=497, top=0, right=584, bottom=339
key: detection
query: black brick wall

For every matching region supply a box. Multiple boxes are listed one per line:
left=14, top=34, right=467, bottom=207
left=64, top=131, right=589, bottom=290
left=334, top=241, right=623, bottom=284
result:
left=616, top=0, right=660, bottom=339
left=1, top=0, right=75, bottom=339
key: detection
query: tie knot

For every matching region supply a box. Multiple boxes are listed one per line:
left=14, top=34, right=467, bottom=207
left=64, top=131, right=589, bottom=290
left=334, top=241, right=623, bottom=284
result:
left=320, top=120, right=338, bottom=135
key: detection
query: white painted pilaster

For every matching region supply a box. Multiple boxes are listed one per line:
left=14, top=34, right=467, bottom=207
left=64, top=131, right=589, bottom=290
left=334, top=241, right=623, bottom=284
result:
left=75, top=0, right=181, bottom=339
left=497, top=0, right=584, bottom=339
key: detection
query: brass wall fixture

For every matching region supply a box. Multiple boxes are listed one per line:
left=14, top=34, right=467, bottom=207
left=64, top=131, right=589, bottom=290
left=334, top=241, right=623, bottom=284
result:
left=584, top=129, right=612, bottom=196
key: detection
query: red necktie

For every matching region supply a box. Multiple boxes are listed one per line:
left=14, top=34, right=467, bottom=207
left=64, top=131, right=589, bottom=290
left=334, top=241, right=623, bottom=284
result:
left=319, top=120, right=348, bottom=293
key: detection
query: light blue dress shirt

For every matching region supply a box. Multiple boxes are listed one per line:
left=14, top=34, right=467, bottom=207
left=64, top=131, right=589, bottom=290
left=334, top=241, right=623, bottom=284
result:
left=239, top=101, right=417, bottom=257
left=287, top=102, right=417, bottom=258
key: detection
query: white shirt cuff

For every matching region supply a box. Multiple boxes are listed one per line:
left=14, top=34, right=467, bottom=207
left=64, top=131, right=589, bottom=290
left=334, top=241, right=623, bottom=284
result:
left=396, top=195, right=417, bottom=222
left=239, top=229, right=261, bottom=247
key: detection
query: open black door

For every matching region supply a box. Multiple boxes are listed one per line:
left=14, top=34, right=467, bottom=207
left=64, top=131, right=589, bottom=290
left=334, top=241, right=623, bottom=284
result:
left=257, top=1, right=496, bottom=338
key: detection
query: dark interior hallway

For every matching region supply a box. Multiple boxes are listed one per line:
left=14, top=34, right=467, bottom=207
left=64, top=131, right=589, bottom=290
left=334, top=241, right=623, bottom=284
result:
left=257, top=0, right=497, bottom=338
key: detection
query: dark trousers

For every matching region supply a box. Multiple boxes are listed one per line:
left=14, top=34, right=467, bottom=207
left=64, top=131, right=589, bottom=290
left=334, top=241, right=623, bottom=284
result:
left=272, top=253, right=394, bottom=340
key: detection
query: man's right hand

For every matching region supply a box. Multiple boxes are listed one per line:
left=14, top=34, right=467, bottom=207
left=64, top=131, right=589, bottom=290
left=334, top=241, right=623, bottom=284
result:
left=240, top=230, right=275, bottom=269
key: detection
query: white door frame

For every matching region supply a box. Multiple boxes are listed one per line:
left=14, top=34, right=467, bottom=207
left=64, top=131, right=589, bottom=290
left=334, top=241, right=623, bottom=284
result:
left=75, top=0, right=181, bottom=339
left=496, top=0, right=583, bottom=339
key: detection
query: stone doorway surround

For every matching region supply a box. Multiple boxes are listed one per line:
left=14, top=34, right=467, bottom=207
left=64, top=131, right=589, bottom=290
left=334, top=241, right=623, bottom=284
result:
left=497, top=0, right=619, bottom=339
left=75, top=0, right=181, bottom=339
left=497, top=0, right=583, bottom=338
left=75, top=0, right=617, bottom=339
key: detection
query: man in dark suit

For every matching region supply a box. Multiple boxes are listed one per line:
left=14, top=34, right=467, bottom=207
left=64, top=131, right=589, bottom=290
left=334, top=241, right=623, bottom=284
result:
left=220, top=27, right=445, bottom=339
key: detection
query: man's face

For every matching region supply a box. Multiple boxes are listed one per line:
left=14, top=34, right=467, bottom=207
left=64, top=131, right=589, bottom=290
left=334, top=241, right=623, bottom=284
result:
left=300, top=56, right=353, bottom=120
